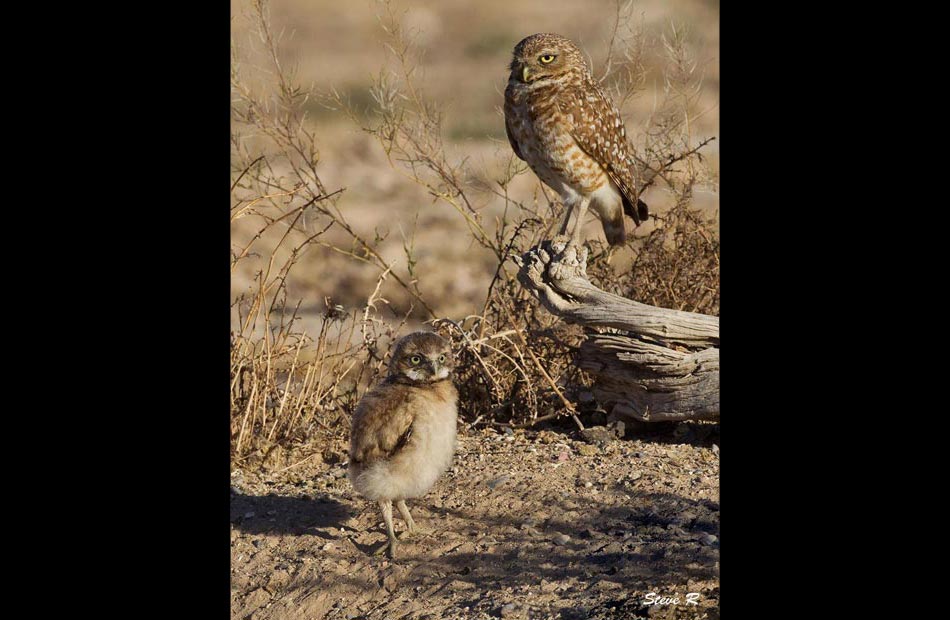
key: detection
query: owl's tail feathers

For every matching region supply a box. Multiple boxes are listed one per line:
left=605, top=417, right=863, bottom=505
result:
left=602, top=207, right=627, bottom=246
left=622, top=195, right=649, bottom=226
left=636, top=199, right=649, bottom=223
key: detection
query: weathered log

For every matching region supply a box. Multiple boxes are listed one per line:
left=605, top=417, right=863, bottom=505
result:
left=513, top=239, right=719, bottom=423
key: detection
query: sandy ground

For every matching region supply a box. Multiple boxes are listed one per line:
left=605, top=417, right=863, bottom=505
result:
left=230, top=425, right=720, bottom=619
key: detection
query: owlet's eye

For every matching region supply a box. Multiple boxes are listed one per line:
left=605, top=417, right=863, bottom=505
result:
left=409, top=355, right=421, bottom=365
left=438, top=354, right=446, bottom=363
left=539, top=54, right=555, bottom=64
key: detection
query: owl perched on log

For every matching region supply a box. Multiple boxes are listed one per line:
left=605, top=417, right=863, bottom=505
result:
left=504, top=33, right=648, bottom=248
left=348, top=332, right=458, bottom=559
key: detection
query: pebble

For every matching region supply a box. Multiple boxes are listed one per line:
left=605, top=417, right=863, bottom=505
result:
left=487, top=475, right=510, bottom=490
left=553, top=534, right=571, bottom=546
left=712, top=444, right=720, bottom=455
left=700, top=533, right=718, bottom=546
left=500, top=603, right=522, bottom=618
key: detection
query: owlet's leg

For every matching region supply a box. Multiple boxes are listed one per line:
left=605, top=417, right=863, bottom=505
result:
left=374, top=499, right=398, bottom=558
left=395, top=500, right=422, bottom=539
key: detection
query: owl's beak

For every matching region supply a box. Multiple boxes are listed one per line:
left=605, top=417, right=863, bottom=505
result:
left=522, top=65, right=531, bottom=83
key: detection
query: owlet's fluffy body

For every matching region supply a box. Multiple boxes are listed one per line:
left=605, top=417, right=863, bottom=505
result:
left=348, top=332, right=458, bottom=558
left=504, top=33, right=648, bottom=247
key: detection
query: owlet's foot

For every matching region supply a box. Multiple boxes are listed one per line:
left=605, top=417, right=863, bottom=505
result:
left=373, top=538, right=398, bottom=559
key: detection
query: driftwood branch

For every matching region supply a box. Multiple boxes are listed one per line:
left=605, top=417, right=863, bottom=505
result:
left=513, top=239, right=719, bottom=423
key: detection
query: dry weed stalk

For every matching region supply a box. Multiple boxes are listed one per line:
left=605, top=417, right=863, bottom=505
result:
left=231, top=0, right=426, bottom=468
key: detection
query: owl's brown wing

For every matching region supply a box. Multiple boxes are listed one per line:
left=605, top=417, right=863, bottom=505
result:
left=503, top=84, right=525, bottom=161
left=559, top=80, right=647, bottom=224
left=349, top=382, right=415, bottom=465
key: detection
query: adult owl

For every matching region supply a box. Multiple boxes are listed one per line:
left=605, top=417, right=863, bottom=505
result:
left=504, top=33, right=648, bottom=247
left=348, top=332, right=458, bottom=559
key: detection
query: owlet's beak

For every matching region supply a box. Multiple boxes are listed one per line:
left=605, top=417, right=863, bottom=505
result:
left=522, top=65, right=531, bottom=83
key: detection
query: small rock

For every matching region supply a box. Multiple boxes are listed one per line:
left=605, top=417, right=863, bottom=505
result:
left=580, top=426, right=613, bottom=444
left=500, top=603, right=524, bottom=618
left=244, top=511, right=256, bottom=519
left=244, top=588, right=270, bottom=609
left=252, top=539, right=265, bottom=549
left=610, top=420, right=625, bottom=437
left=598, top=542, right=623, bottom=555
left=580, top=421, right=625, bottom=444
left=700, top=533, right=718, bottom=546
left=553, top=534, right=571, bottom=546
left=712, top=444, right=720, bottom=455
left=536, top=431, right=557, bottom=444
left=576, top=444, right=599, bottom=457
left=486, top=475, right=510, bottom=490
left=557, top=450, right=570, bottom=462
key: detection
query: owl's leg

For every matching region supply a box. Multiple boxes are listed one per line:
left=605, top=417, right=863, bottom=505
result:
left=396, top=500, right=426, bottom=539
left=569, top=196, right=591, bottom=248
left=557, top=197, right=575, bottom=236
left=373, top=499, right=398, bottom=558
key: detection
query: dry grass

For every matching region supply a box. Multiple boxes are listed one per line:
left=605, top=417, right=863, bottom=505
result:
left=230, top=0, right=718, bottom=471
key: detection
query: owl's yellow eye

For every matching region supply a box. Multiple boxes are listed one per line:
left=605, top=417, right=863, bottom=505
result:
left=539, top=54, right=556, bottom=64
left=409, top=355, right=421, bottom=365
left=438, top=354, right=446, bottom=363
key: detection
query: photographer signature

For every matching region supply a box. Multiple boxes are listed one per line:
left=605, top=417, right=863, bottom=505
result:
left=643, top=592, right=701, bottom=606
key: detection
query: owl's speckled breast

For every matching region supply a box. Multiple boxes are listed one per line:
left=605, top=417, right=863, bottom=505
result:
left=506, top=82, right=609, bottom=197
